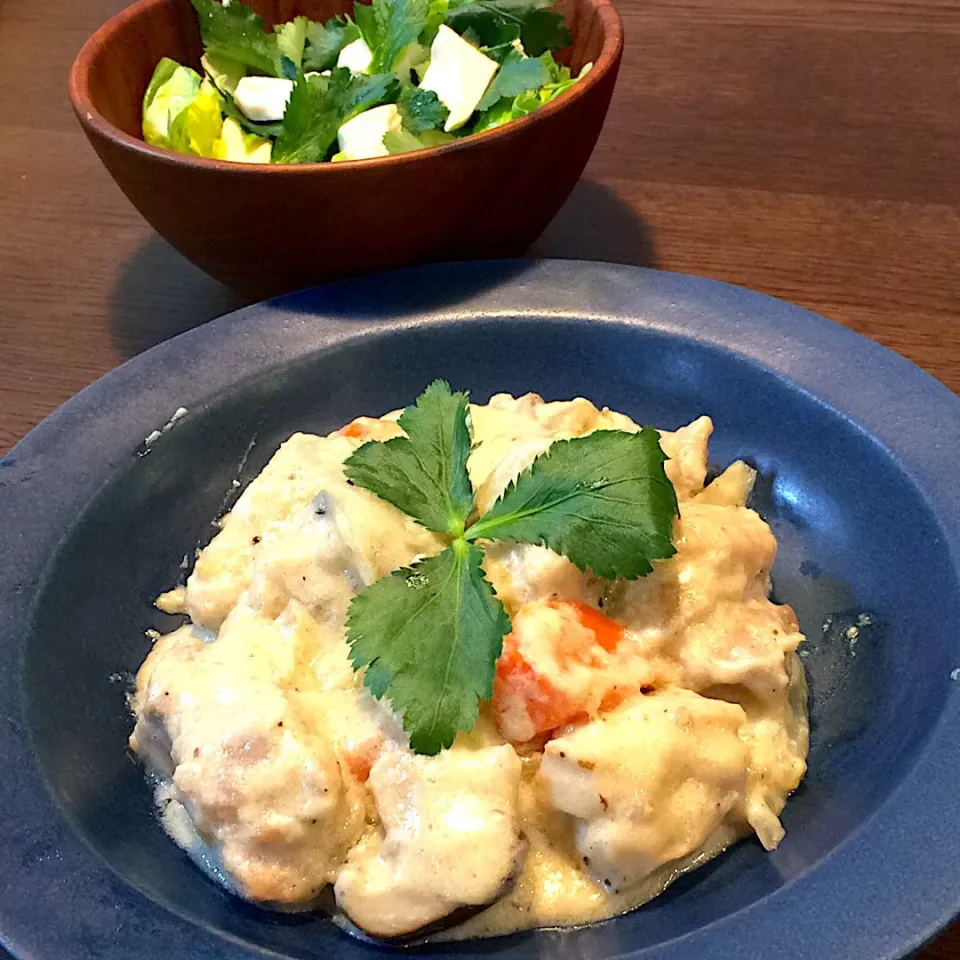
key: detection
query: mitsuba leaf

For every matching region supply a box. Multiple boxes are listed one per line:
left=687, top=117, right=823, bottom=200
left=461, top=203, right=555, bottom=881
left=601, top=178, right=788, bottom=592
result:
left=273, top=68, right=398, bottom=163
left=303, top=15, right=361, bottom=71
left=275, top=15, right=310, bottom=67
left=476, top=47, right=550, bottom=110
left=190, top=0, right=295, bottom=78
left=344, top=379, right=474, bottom=534
left=346, top=542, right=510, bottom=754
left=445, top=0, right=550, bottom=47
left=518, top=9, right=570, bottom=55
left=466, top=427, right=679, bottom=579
left=356, top=0, right=431, bottom=72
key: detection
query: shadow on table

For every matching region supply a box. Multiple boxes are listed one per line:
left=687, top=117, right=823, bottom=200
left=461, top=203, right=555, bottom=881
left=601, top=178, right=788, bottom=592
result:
left=529, top=179, right=658, bottom=267
left=109, top=235, right=249, bottom=359
left=108, top=180, right=655, bottom=359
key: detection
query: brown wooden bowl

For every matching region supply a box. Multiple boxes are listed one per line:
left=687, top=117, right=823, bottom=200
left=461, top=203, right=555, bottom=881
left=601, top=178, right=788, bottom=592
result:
left=69, top=0, right=623, bottom=296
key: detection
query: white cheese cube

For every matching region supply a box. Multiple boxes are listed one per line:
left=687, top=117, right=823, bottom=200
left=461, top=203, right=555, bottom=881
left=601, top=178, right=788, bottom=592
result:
left=337, top=37, right=373, bottom=75
left=420, top=25, right=499, bottom=131
left=233, top=76, right=294, bottom=122
left=336, top=104, right=402, bottom=160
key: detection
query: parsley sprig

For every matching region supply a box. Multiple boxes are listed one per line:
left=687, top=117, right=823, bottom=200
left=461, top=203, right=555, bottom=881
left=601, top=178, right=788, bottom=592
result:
left=344, top=381, right=678, bottom=754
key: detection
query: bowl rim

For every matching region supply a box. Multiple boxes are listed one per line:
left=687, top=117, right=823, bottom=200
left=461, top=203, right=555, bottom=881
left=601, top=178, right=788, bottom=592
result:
left=1, top=260, right=959, bottom=960
left=67, top=0, right=623, bottom=172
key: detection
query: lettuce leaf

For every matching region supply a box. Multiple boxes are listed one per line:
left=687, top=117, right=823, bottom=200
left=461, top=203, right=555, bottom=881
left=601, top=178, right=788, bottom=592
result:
left=215, top=116, right=273, bottom=162
left=142, top=59, right=202, bottom=148
left=201, top=50, right=245, bottom=94
left=470, top=58, right=587, bottom=130
left=168, top=81, right=225, bottom=157
left=383, top=126, right=455, bottom=153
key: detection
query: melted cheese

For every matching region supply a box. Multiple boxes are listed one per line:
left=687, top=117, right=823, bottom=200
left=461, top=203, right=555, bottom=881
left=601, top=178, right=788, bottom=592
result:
left=129, top=392, right=809, bottom=940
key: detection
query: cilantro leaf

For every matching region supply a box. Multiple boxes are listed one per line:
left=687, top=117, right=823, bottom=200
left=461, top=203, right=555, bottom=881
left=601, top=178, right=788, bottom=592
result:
left=466, top=428, right=679, bottom=579
left=476, top=47, right=550, bottom=110
left=356, top=0, right=430, bottom=73
left=303, top=15, right=361, bottom=72
left=345, top=380, right=474, bottom=535
left=398, top=85, right=449, bottom=132
left=346, top=541, right=510, bottom=754
left=190, top=0, right=295, bottom=79
left=273, top=68, right=398, bottom=163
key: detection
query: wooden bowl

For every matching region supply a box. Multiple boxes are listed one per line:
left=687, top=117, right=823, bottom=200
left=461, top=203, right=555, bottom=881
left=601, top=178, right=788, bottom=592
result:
left=69, top=0, right=623, bottom=296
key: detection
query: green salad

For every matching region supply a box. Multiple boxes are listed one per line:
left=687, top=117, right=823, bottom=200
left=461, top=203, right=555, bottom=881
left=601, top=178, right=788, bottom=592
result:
left=142, top=0, right=590, bottom=163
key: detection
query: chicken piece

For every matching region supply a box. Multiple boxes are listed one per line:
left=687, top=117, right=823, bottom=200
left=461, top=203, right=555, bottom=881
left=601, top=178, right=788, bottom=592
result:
left=468, top=393, right=608, bottom=512
left=677, top=598, right=804, bottom=702
left=334, top=745, right=524, bottom=938
left=130, top=612, right=367, bottom=904
left=738, top=653, right=809, bottom=849
left=666, top=501, right=804, bottom=701
left=658, top=416, right=713, bottom=500
left=184, top=431, right=442, bottom=629
left=612, top=500, right=798, bottom=694
left=538, top=689, right=749, bottom=892
left=693, top=459, right=757, bottom=508
left=483, top=541, right=601, bottom=616
left=492, top=600, right=659, bottom=744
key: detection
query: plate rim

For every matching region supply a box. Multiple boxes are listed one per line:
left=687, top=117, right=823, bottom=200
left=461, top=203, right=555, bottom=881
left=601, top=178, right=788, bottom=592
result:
left=1, top=259, right=958, bottom=960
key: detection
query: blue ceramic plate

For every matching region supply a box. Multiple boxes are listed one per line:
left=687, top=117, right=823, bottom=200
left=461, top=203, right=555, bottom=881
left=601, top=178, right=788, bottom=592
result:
left=1, top=261, right=958, bottom=960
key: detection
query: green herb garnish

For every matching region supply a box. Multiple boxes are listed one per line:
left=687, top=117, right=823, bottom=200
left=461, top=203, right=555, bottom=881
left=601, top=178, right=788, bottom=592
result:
left=344, top=381, right=679, bottom=754
left=303, top=16, right=361, bottom=72
left=273, top=69, right=399, bottom=163
left=444, top=0, right=571, bottom=53
left=190, top=0, right=296, bottom=79
left=356, top=0, right=430, bottom=72
left=475, top=48, right=550, bottom=111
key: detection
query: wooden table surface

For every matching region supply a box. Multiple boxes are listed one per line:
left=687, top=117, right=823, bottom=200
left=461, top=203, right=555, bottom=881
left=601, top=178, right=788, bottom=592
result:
left=1, top=0, right=958, bottom=955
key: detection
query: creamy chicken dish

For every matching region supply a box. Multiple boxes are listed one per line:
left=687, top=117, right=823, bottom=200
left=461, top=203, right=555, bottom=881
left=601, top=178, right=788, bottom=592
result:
left=130, top=393, right=808, bottom=940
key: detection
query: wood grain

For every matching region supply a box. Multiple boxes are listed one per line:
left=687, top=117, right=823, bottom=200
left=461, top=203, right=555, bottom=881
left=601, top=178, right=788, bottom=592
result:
left=0, top=0, right=957, bottom=955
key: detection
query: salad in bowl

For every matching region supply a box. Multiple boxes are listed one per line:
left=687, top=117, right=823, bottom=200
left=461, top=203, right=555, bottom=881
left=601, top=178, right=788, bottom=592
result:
left=144, top=0, right=590, bottom=162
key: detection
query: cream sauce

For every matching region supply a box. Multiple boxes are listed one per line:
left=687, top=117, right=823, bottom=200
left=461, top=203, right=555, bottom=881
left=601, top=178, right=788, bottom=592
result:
left=130, top=392, right=809, bottom=940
